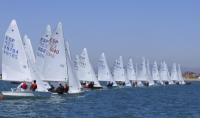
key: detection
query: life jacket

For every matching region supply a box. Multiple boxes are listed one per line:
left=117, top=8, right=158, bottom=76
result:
left=56, top=85, right=64, bottom=94
left=21, top=82, right=27, bottom=89
left=31, top=83, right=37, bottom=91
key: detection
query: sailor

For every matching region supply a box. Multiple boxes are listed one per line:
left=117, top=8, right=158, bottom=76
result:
left=56, top=83, right=65, bottom=94
left=20, top=81, right=28, bottom=90
left=107, top=82, right=113, bottom=87
left=88, top=82, right=94, bottom=88
left=30, top=80, right=37, bottom=91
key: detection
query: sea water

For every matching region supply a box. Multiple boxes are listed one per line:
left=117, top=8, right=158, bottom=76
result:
left=0, top=81, right=200, bottom=118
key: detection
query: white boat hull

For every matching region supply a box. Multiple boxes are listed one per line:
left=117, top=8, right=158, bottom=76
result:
left=1, top=91, right=51, bottom=99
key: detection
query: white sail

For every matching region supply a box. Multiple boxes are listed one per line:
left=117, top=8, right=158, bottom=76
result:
left=43, top=22, right=68, bottom=82
left=74, top=54, right=80, bottom=76
left=137, top=57, right=148, bottom=81
left=152, top=61, right=161, bottom=81
left=65, top=40, right=71, bottom=60
left=166, top=62, right=173, bottom=84
left=170, top=63, right=179, bottom=82
left=23, top=35, right=36, bottom=64
left=113, top=56, right=125, bottom=82
left=78, top=48, right=101, bottom=87
left=126, top=58, right=136, bottom=81
left=97, top=53, right=117, bottom=86
left=36, top=25, right=51, bottom=74
left=113, top=56, right=131, bottom=86
left=146, top=59, right=154, bottom=86
left=64, top=41, right=82, bottom=93
left=23, top=35, right=50, bottom=91
left=177, top=64, right=185, bottom=84
left=2, top=20, right=32, bottom=82
left=159, top=61, right=169, bottom=82
left=135, top=63, right=138, bottom=80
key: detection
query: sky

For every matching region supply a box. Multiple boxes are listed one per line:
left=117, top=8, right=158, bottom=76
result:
left=0, top=0, right=200, bottom=72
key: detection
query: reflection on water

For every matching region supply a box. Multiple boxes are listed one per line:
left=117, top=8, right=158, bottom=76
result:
left=1, top=81, right=200, bottom=118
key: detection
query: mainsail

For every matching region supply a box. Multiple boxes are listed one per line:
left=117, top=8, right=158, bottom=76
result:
left=23, top=35, right=36, bottom=64
left=152, top=61, right=161, bottom=82
left=177, top=64, right=185, bottom=84
left=126, top=58, right=136, bottom=81
left=64, top=41, right=82, bottom=93
left=74, top=54, right=80, bottom=76
left=43, top=23, right=68, bottom=82
left=170, top=63, right=179, bottom=82
left=146, top=59, right=154, bottom=85
left=78, top=48, right=102, bottom=87
left=98, top=53, right=117, bottom=86
left=2, top=20, right=32, bottom=82
left=113, top=56, right=131, bottom=86
left=35, top=25, right=51, bottom=75
left=137, top=57, right=148, bottom=81
left=159, top=61, right=170, bottom=82
left=113, top=56, right=125, bottom=82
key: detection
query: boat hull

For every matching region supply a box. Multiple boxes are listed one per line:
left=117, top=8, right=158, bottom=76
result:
left=1, top=91, right=51, bottom=99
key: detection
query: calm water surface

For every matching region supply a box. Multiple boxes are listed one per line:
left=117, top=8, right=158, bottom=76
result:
left=0, top=81, right=200, bottom=118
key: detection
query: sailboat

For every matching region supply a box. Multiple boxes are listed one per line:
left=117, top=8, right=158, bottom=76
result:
left=113, top=56, right=131, bottom=87
left=146, top=60, right=154, bottom=86
left=137, top=57, right=148, bottom=86
left=152, top=61, right=162, bottom=85
left=126, top=58, right=137, bottom=86
left=177, top=64, right=186, bottom=85
left=160, top=61, right=172, bottom=85
left=42, top=22, right=82, bottom=94
left=166, top=62, right=174, bottom=85
left=23, top=35, right=51, bottom=90
left=170, top=63, right=179, bottom=84
left=64, top=40, right=82, bottom=94
left=77, top=48, right=102, bottom=89
left=1, top=20, right=51, bottom=98
left=97, top=53, right=117, bottom=88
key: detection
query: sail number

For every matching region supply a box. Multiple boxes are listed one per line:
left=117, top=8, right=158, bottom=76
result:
left=36, top=37, right=49, bottom=58
left=48, top=38, right=60, bottom=57
left=3, top=36, right=18, bottom=59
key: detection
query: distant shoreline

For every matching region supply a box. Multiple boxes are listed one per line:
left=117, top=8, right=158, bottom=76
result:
left=184, top=79, right=200, bottom=81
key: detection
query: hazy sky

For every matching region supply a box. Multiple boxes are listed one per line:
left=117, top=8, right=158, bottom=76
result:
left=0, top=0, right=200, bottom=71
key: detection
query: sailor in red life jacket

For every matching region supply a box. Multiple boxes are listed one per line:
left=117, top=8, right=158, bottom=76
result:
left=19, top=81, right=27, bottom=90
left=30, top=80, right=37, bottom=91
